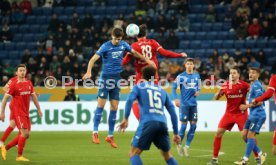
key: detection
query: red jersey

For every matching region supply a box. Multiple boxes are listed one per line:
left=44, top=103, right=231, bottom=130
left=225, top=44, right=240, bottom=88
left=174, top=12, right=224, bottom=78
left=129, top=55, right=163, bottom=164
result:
left=256, top=75, right=276, bottom=102
left=122, top=38, right=183, bottom=75
left=6, top=76, right=18, bottom=110
left=220, top=80, right=250, bottom=114
left=7, top=79, right=34, bottom=117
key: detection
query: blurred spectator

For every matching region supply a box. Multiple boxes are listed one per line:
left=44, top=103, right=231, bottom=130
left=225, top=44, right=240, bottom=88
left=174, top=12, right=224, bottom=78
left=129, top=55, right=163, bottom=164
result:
left=0, top=75, right=9, bottom=86
left=135, top=0, right=147, bottom=16
left=44, top=0, right=53, bottom=7
left=81, top=13, right=94, bottom=31
left=178, top=0, right=189, bottom=16
left=11, top=6, right=24, bottom=24
left=19, top=0, right=32, bottom=15
left=49, top=14, right=61, bottom=33
left=49, top=55, right=60, bottom=74
left=194, top=57, right=204, bottom=73
left=178, top=15, right=190, bottom=32
left=0, top=23, right=13, bottom=42
left=168, top=0, right=179, bottom=15
left=2, top=63, right=14, bottom=77
left=254, top=50, right=266, bottom=66
left=136, top=15, right=144, bottom=26
left=247, top=18, right=261, bottom=39
left=72, top=62, right=81, bottom=79
left=232, top=11, right=243, bottom=30
left=237, top=0, right=250, bottom=17
left=146, top=0, right=156, bottom=16
left=210, top=49, right=219, bottom=64
left=205, top=4, right=217, bottom=22
left=21, top=49, right=32, bottom=64
left=0, top=0, right=11, bottom=16
left=236, top=22, right=247, bottom=40
left=46, top=35, right=54, bottom=53
left=164, top=31, right=179, bottom=49
left=145, top=16, right=155, bottom=32
left=247, top=56, right=261, bottom=68
left=260, top=20, right=274, bottom=39
left=155, top=31, right=166, bottom=46
left=225, top=57, right=237, bottom=70
left=121, top=64, right=135, bottom=80
left=37, top=0, right=45, bottom=7
left=37, top=57, right=49, bottom=75
left=61, top=56, right=71, bottom=75
left=167, top=15, right=178, bottom=30
left=156, top=0, right=168, bottom=15
left=71, top=13, right=81, bottom=30
left=27, top=57, right=38, bottom=75
left=93, top=0, right=106, bottom=6
left=64, top=89, right=80, bottom=101
left=250, top=2, right=261, bottom=19
left=155, top=14, right=168, bottom=32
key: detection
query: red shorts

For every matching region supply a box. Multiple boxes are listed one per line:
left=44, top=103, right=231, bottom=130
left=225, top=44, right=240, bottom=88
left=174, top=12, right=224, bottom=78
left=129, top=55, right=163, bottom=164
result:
left=218, top=113, right=248, bottom=131
left=273, top=128, right=276, bottom=145
left=15, top=116, right=31, bottom=131
left=135, top=72, right=159, bottom=85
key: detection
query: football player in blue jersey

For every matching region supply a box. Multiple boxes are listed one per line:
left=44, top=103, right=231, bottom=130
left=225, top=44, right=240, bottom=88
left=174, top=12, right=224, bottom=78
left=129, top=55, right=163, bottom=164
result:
left=82, top=27, right=155, bottom=148
left=118, top=66, right=180, bottom=165
left=172, top=58, right=200, bottom=157
left=234, top=67, right=267, bottom=165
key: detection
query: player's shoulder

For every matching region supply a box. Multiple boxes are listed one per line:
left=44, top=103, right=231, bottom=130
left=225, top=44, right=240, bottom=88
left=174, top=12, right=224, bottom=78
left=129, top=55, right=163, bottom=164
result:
left=239, top=80, right=249, bottom=86
left=11, top=76, right=18, bottom=81
left=271, top=74, right=276, bottom=81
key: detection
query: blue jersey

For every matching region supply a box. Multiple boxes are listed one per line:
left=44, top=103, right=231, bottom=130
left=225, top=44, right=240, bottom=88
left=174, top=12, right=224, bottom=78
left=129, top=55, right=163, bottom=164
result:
left=125, top=82, right=178, bottom=134
left=172, top=71, right=201, bottom=106
left=96, top=40, right=132, bottom=74
left=248, top=80, right=265, bottom=113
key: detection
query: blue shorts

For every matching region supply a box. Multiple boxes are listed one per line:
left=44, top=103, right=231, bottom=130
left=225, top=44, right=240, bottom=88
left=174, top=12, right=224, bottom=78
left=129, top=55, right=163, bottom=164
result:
left=244, top=110, right=266, bottom=134
left=132, top=121, right=170, bottom=152
left=179, top=106, right=198, bottom=122
left=97, top=73, right=121, bottom=101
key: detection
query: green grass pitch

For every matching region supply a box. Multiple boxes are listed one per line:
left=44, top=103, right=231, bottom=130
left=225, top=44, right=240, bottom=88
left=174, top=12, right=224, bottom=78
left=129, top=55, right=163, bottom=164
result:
left=1, top=131, right=275, bottom=164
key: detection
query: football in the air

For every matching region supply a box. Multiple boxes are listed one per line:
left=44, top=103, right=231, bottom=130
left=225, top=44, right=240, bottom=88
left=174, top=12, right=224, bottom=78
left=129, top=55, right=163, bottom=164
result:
left=126, top=24, right=140, bottom=37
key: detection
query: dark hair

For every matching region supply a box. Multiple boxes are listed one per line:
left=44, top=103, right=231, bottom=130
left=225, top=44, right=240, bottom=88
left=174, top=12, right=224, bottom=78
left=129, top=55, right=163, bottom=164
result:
left=231, top=66, right=241, bottom=74
left=142, top=66, right=156, bottom=81
left=184, top=58, right=194, bottom=64
left=249, top=67, right=261, bottom=74
left=137, top=24, right=147, bottom=38
left=112, top=27, right=124, bottom=38
left=16, top=64, right=26, bottom=71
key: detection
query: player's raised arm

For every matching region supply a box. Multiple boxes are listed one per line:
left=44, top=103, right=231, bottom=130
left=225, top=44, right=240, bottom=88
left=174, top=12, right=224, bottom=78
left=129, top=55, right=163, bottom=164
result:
left=118, top=86, right=139, bottom=132
left=122, top=53, right=133, bottom=65
left=0, top=93, right=11, bottom=122
left=82, top=54, right=100, bottom=80
left=214, top=88, right=224, bottom=100
left=130, top=49, right=156, bottom=68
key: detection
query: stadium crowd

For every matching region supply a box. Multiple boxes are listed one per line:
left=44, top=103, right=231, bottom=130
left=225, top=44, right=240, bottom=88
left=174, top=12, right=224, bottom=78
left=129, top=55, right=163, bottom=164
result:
left=0, top=0, right=275, bottom=86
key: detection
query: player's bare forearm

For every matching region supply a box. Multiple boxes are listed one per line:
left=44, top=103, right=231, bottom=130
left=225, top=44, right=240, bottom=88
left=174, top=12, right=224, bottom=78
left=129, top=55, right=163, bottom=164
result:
left=214, top=90, right=224, bottom=100
left=0, top=94, right=10, bottom=121
left=2, top=84, right=8, bottom=92
left=31, top=93, right=43, bottom=117
left=83, top=54, right=100, bottom=80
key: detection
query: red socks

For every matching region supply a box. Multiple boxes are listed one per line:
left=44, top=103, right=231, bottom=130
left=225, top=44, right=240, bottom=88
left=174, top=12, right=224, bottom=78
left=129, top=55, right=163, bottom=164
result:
left=1, top=126, right=14, bottom=142
left=132, top=102, right=140, bottom=121
left=5, top=133, right=20, bottom=150
left=18, top=135, right=26, bottom=156
left=213, top=136, right=222, bottom=158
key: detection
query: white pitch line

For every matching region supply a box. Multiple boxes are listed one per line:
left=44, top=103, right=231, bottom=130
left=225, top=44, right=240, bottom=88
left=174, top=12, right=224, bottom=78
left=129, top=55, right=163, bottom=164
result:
left=189, top=149, right=225, bottom=158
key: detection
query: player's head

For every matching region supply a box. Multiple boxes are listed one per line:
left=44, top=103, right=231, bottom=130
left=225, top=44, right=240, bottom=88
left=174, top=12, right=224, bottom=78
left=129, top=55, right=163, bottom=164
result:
left=111, top=27, right=124, bottom=45
left=142, top=66, right=156, bottom=81
left=249, top=67, right=260, bottom=82
left=15, top=64, right=27, bottom=78
left=229, top=66, right=240, bottom=82
left=137, top=24, right=147, bottom=38
left=184, top=58, right=194, bottom=73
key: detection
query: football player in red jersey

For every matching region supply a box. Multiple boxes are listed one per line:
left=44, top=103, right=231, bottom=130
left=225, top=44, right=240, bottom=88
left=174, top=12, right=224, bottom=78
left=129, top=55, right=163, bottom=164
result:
left=207, top=67, right=264, bottom=165
left=0, top=64, right=43, bottom=162
left=253, top=74, right=276, bottom=155
left=122, top=24, right=187, bottom=120
left=0, top=77, right=18, bottom=147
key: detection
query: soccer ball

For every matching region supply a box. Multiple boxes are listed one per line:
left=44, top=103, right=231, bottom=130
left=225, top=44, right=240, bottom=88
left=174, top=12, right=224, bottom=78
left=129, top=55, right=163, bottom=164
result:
left=126, top=24, right=140, bottom=37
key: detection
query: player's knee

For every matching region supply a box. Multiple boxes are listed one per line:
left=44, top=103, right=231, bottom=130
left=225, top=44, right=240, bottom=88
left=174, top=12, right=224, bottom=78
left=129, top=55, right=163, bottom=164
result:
left=129, top=148, right=142, bottom=157
left=190, top=123, right=197, bottom=132
left=110, top=104, right=118, bottom=110
left=272, top=146, right=276, bottom=155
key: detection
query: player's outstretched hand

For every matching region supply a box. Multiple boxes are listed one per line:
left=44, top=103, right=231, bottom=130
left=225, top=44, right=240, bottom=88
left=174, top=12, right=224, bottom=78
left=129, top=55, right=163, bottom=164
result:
left=38, top=109, right=43, bottom=118
left=180, top=52, right=187, bottom=57
left=0, top=113, right=5, bottom=122
left=82, top=73, right=92, bottom=80
left=117, top=119, right=128, bottom=133
left=239, top=104, right=248, bottom=111
left=173, top=134, right=181, bottom=145
left=195, top=91, right=200, bottom=97
left=252, top=99, right=257, bottom=105
left=174, top=99, right=180, bottom=107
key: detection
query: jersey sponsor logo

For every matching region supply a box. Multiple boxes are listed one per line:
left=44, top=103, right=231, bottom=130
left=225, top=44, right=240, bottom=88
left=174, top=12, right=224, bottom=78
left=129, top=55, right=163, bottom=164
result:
left=20, top=91, right=31, bottom=95
left=227, top=94, right=243, bottom=98
left=111, top=51, right=123, bottom=58
left=149, top=108, right=164, bottom=115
